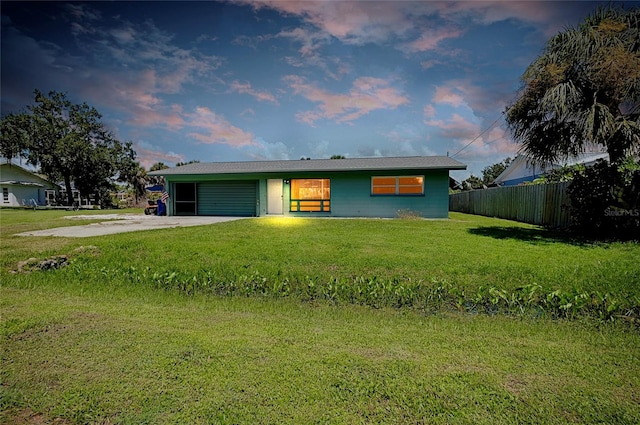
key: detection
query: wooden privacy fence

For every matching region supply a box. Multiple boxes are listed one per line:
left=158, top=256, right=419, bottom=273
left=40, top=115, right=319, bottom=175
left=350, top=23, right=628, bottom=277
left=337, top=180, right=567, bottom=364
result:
left=449, top=182, right=572, bottom=227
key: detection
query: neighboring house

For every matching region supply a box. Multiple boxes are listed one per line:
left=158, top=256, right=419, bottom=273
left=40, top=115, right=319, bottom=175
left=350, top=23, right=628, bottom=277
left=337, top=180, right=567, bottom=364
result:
left=0, top=162, right=59, bottom=207
left=449, top=177, right=463, bottom=191
left=493, top=152, right=609, bottom=186
left=148, top=156, right=466, bottom=218
left=44, top=188, right=95, bottom=207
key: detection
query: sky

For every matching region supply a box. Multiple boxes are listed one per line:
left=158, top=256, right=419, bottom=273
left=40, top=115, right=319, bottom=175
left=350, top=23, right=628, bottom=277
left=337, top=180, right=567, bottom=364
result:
left=0, top=0, right=625, bottom=180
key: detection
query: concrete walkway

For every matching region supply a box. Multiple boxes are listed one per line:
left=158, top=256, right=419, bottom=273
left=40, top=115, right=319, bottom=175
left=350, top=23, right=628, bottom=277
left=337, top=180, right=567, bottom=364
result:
left=17, top=214, right=247, bottom=238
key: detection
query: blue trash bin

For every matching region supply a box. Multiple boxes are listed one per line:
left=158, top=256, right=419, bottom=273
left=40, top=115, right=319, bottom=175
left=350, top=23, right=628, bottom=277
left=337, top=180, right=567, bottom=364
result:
left=156, top=199, right=166, bottom=216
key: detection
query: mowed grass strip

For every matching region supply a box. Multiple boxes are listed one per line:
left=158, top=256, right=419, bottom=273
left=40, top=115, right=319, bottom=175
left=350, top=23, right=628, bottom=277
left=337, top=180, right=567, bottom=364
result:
left=2, top=286, right=639, bottom=424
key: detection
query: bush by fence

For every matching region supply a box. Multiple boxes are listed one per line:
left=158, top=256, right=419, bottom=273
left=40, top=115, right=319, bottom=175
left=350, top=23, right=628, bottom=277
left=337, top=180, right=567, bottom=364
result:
left=449, top=182, right=571, bottom=227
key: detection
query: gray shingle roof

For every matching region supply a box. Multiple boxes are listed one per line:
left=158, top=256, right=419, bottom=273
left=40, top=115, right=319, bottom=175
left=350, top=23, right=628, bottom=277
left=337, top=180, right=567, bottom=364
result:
left=149, top=156, right=466, bottom=175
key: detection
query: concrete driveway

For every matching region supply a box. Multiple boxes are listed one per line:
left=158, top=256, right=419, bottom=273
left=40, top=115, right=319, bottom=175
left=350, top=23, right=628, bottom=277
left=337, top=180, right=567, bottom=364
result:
left=17, top=214, right=247, bottom=238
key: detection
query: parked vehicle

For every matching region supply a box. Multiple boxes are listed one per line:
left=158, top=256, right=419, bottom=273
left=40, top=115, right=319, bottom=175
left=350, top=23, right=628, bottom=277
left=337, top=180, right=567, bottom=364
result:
left=144, top=199, right=157, bottom=215
left=144, top=199, right=166, bottom=216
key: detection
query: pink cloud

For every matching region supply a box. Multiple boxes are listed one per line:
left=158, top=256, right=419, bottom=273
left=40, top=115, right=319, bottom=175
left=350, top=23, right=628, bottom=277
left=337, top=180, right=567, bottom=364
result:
left=438, top=1, right=578, bottom=37
left=435, top=79, right=514, bottom=117
left=82, top=71, right=256, bottom=148
left=76, top=70, right=187, bottom=132
left=277, top=27, right=331, bottom=56
left=425, top=78, right=520, bottom=159
left=63, top=3, right=102, bottom=23
left=35, top=10, right=226, bottom=134
left=284, top=75, right=409, bottom=126
left=243, top=0, right=578, bottom=53
left=134, top=146, right=184, bottom=169
left=403, top=27, right=463, bottom=52
left=432, top=86, right=466, bottom=108
left=425, top=113, right=480, bottom=140
left=240, top=108, right=256, bottom=118
left=425, top=113, right=515, bottom=158
left=129, top=107, right=185, bottom=130
left=452, top=125, right=517, bottom=159
left=230, top=80, right=278, bottom=104
left=275, top=29, right=351, bottom=80
left=157, top=53, right=223, bottom=94
left=186, top=107, right=257, bottom=147
left=110, top=26, right=136, bottom=44
left=245, top=0, right=414, bottom=44
left=421, top=59, right=445, bottom=70
left=423, top=105, right=436, bottom=118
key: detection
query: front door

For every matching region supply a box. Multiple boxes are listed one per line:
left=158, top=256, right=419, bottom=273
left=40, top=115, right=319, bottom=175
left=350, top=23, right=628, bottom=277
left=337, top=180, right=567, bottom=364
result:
left=267, top=179, right=283, bottom=214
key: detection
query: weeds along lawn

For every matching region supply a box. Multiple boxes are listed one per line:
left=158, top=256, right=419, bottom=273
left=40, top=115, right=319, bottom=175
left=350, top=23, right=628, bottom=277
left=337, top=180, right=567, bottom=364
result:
left=1, top=209, right=640, bottom=423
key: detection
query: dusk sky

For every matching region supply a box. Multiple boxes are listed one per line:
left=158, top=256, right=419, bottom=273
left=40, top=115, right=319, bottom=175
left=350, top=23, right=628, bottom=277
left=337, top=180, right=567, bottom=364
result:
left=0, top=1, right=623, bottom=179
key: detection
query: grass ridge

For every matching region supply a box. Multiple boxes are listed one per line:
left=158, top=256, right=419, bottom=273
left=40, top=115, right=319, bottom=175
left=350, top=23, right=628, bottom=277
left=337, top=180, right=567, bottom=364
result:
left=74, top=263, right=640, bottom=324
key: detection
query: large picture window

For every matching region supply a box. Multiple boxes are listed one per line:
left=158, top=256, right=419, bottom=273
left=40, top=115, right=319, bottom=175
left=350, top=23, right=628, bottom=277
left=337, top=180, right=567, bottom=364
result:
left=372, top=176, right=424, bottom=195
left=290, top=179, right=330, bottom=212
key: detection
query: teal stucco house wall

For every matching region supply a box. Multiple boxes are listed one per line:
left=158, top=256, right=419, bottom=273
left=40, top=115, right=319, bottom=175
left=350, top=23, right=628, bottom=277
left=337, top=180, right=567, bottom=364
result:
left=149, top=156, right=466, bottom=218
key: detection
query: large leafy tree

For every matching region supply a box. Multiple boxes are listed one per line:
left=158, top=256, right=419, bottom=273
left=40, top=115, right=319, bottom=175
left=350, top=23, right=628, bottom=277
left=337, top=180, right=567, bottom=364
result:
left=481, top=157, right=512, bottom=185
left=0, top=113, right=30, bottom=162
left=463, top=157, right=512, bottom=189
left=0, top=90, right=136, bottom=206
left=147, top=161, right=169, bottom=187
left=462, top=175, right=484, bottom=190
left=118, top=161, right=148, bottom=203
left=506, top=6, right=640, bottom=165
left=175, top=160, right=200, bottom=167
left=149, top=162, right=169, bottom=171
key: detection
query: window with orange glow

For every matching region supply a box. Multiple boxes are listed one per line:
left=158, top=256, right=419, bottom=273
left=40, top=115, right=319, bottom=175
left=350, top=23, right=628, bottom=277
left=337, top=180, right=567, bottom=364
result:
left=372, top=176, right=424, bottom=195
left=290, top=179, right=330, bottom=212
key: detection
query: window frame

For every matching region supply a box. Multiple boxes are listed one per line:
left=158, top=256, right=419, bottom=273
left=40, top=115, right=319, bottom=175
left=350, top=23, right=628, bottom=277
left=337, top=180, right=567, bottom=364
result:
left=289, top=178, right=331, bottom=212
left=371, top=175, right=425, bottom=196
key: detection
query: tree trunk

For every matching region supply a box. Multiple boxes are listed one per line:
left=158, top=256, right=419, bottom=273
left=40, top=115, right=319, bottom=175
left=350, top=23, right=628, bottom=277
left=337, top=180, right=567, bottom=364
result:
left=63, top=175, right=73, bottom=206
left=606, top=144, right=626, bottom=165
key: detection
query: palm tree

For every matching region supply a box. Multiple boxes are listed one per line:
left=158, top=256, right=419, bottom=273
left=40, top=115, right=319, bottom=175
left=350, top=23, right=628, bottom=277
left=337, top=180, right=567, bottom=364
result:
left=147, top=162, right=167, bottom=188
left=506, top=6, right=640, bottom=165
left=131, top=164, right=147, bottom=203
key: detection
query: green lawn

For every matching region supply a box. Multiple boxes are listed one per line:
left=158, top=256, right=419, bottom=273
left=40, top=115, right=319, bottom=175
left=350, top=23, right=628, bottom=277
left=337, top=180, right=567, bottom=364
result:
left=2, top=209, right=637, bottom=318
left=1, top=209, right=639, bottom=424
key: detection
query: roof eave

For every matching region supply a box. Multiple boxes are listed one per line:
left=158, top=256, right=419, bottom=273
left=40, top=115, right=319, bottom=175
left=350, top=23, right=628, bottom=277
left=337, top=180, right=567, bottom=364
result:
left=151, top=165, right=467, bottom=176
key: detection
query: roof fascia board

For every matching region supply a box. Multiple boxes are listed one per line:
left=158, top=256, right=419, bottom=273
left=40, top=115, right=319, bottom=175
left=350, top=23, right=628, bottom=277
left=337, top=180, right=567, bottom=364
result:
left=151, top=160, right=466, bottom=176
left=161, top=168, right=460, bottom=180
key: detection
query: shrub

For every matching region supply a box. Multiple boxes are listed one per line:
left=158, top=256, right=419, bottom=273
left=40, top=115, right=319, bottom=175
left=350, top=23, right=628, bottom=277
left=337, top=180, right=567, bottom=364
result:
left=396, top=209, right=422, bottom=220
left=567, top=158, right=640, bottom=239
left=536, top=163, right=585, bottom=184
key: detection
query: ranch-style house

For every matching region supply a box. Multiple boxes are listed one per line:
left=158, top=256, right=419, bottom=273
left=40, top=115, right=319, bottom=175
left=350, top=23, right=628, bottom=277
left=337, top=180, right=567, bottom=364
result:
left=148, top=156, right=466, bottom=218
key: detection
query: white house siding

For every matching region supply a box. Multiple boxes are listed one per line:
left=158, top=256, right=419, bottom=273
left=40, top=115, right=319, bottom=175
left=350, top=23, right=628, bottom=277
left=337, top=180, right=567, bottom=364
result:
left=0, top=183, right=47, bottom=207
left=0, top=163, right=57, bottom=207
left=493, top=152, right=609, bottom=186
